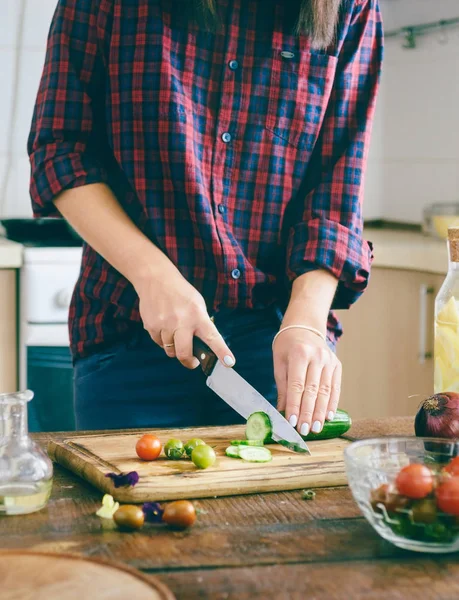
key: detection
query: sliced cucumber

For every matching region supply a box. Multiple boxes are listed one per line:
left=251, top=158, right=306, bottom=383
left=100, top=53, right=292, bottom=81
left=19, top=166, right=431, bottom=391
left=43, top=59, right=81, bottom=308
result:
left=225, top=446, right=241, bottom=458
left=246, top=412, right=273, bottom=444
left=231, top=440, right=265, bottom=447
left=239, top=446, right=272, bottom=463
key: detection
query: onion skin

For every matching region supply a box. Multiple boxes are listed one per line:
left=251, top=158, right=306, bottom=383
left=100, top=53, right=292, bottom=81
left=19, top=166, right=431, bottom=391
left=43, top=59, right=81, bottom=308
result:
left=415, top=393, right=459, bottom=438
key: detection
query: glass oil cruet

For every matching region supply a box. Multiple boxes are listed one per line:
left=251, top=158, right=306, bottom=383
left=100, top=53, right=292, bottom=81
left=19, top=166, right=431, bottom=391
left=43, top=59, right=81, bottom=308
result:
left=0, top=390, right=53, bottom=515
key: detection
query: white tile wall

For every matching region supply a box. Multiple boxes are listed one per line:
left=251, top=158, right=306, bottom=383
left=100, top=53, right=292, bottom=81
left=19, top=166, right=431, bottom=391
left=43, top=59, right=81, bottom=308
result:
left=364, top=0, right=459, bottom=223
left=22, top=0, right=58, bottom=50
left=2, top=155, right=32, bottom=217
left=0, top=0, right=54, bottom=218
left=0, top=153, right=7, bottom=199
left=0, top=51, right=14, bottom=155
left=13, top=49, right=46, bottom=155
left=0, top=1, right=20, bottom=49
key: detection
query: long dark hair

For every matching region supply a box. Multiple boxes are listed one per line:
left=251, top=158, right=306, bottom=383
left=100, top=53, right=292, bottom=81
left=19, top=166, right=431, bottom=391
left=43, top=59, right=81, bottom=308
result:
left=190, top=0, right=342, bottom=49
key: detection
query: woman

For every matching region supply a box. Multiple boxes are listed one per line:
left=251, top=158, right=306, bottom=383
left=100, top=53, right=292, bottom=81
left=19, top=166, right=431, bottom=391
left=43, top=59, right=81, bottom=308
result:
left=28, top=0, right=383, bottom=432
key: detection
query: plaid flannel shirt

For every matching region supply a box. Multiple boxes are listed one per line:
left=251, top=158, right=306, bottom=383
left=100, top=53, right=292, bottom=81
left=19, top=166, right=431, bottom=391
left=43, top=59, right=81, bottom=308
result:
left=28, top=0, right=383, bottom=358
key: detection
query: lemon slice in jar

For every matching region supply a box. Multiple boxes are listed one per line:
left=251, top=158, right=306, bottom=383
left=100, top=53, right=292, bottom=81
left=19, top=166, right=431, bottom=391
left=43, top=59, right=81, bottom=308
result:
left=437, top=297, right=459, bottom=330
left=434, top=357, right=444, bottom=393
left=435, top=324, right=459, bottom=366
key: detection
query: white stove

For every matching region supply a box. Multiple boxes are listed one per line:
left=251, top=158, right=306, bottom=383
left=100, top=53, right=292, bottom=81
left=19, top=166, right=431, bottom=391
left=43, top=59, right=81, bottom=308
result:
left=19, top=245, right=83, bottom=431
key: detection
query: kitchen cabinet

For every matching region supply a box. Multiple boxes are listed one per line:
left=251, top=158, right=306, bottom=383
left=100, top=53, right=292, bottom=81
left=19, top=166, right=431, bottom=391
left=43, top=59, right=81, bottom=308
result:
left=336, top=268, right=444, bottom=419
left=0, top=270, right=17, bottom=393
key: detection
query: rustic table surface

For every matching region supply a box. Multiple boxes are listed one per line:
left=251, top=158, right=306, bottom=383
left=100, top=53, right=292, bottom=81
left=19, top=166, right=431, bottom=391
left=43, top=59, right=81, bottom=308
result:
left=1, top=417, right=458, bottom=600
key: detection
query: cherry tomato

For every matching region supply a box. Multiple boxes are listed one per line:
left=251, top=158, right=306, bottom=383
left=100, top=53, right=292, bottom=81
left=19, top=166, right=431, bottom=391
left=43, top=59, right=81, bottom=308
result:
left=191, top=444, right=216, bottom=469
left=113, top=505, right=145, bottom=530
left=444, top=457, right=459, bottom=477
left=136, top=434, right=162, bottom=461
left=395, top=464, right=434, bottom=499
left=164, top=439, right=184, bottom=460
left=184, top=438, right=206, bottom=458
left=162, top=500, right=197, bottom=530
left=436, top=477, right=459, bottom=516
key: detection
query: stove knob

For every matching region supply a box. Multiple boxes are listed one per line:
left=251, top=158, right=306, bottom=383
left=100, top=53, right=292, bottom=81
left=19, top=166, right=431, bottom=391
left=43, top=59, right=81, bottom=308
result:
left=55, top=289, right=71, bottom=309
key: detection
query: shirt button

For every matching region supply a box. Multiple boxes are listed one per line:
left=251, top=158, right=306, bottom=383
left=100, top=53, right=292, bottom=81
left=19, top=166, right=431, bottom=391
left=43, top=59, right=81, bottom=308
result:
left=231, top=268, right=241, bottom=280
left=218, top=204, right=225, bottom=214
left=228, top=59, right=239, bottom=71
left=221, top=132, right=232, bottom=143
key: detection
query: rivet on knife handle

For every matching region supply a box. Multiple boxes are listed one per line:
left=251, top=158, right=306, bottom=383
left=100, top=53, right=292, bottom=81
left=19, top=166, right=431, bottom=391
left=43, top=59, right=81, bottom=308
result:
left=193, top=337, right=218, bottom=376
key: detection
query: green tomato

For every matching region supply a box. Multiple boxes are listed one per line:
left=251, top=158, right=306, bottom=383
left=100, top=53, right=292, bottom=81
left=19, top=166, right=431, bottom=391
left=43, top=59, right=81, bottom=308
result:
left=184, top=438, right=206, bottom=458
left=164, top=439, right=184, bottom=460
left=191, top=444, right=216, bottom=469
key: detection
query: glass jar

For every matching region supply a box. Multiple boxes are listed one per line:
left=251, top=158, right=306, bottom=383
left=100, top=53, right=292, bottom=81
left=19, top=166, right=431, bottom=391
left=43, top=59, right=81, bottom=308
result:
left=423, top=203, right=459, bottom=240
left=0, top=390, right=53, bottom=515
left=434, top=227, right=459, bottom=393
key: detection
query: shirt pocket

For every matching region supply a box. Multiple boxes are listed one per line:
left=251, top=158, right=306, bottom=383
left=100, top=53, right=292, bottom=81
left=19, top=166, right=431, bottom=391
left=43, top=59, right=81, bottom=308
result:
left=266, top=49, right=338, bottom=151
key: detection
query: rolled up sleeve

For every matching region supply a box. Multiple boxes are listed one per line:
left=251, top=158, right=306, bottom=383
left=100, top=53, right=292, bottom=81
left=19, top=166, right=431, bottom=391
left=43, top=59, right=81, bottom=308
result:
left=286, top=0, right=383, bottom=310
left=28, top=0, right=108, bottom=218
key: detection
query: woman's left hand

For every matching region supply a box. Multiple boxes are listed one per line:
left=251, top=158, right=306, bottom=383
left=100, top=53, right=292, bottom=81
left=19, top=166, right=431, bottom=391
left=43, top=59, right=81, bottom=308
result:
left=274, top=328, right=342, bottom=437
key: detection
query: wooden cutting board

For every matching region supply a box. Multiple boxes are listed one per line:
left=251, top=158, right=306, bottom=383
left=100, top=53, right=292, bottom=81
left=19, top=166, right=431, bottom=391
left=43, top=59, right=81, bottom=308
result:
left=0, top=550, right=174, bottom=599
left=48, top=425, right=350, bottom=502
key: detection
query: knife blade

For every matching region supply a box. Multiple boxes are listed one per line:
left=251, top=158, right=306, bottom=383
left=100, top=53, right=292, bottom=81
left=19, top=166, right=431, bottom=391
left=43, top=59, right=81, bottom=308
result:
left=193, top=337, right=311, bottom=454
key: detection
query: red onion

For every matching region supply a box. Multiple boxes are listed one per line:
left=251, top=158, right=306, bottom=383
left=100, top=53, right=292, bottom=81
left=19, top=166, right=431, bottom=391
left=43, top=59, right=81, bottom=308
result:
left=415, top=393, right=459, bottom=438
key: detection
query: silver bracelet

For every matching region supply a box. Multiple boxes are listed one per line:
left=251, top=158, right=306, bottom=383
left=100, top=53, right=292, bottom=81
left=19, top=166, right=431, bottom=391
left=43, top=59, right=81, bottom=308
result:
left=272, top=325, right=327, bottom=349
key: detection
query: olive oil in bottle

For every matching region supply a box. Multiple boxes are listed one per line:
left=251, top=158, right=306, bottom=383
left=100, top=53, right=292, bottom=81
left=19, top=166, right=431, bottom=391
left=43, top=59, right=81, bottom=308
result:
left=0, top=390, right=53, bottom=515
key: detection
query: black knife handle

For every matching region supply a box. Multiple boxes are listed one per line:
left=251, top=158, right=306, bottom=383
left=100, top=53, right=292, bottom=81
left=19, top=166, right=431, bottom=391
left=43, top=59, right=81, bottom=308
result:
left=193, top=337, right=218, bottom=376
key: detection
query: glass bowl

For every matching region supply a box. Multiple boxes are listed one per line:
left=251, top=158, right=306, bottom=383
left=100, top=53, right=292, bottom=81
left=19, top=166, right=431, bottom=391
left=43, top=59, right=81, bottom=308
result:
left=344, top=437, right=459, bottom=553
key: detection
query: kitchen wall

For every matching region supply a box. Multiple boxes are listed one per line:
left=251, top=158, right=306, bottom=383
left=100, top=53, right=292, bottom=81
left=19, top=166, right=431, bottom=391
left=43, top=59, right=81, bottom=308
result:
left=364, top=0, right=459, bottom=222
left=0, top=0, right=57, bottom=219
left=0, top=0, right=458, bottom=222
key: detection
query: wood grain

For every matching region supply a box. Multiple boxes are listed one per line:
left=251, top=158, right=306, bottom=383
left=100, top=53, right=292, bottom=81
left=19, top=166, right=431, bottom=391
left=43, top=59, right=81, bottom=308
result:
left=48, top=425, right=350, bottom=502
left=158, top=559, right=459, bottom=600
left=1, top=419, right=456, bottom=600
left=0, top=270, right=17, bottom=393
left=0, top=550, right=174, bottom=600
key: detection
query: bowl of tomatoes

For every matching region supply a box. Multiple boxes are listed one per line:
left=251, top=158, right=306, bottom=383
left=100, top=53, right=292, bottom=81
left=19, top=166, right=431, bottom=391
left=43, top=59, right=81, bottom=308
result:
left=344, top=437, right=459, bottom=553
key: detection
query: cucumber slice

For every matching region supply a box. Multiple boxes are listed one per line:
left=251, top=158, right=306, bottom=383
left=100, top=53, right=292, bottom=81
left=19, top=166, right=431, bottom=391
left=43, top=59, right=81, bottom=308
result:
left=246, top=412, right=273, bottom=444
left=239, top=446, right=272, bottom=463
left=225, top=446, right=241, bottom=458
left=231, top=440, right=265, bottom=446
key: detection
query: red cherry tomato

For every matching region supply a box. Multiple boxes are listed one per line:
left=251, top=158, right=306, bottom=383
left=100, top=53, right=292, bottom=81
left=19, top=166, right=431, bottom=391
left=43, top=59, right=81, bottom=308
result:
left=444, top=457, right=459, bottom=477
left=395, top=464, right=433, bottom=499
left=436, top=477, right=459, bottom=516
left=136, top=434, right=162, bottom=461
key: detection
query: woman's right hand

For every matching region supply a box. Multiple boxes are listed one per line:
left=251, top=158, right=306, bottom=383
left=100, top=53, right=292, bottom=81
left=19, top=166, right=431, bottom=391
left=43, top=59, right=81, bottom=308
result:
left=135, top=270, right=235, bottom=370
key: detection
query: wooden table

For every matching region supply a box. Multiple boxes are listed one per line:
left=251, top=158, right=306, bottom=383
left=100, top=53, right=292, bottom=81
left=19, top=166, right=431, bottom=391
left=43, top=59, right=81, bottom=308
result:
left=1, top=417, right=459, bottom=599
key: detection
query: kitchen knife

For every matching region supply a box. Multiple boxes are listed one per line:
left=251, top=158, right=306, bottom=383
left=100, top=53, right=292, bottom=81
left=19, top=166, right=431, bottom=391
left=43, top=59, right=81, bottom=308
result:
left=193, top=338, right=311, bottom=454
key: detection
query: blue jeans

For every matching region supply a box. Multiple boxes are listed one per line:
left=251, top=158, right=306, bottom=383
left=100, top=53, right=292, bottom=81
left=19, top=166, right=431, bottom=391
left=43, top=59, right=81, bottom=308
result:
left=74, top=307, right=282, bottom=430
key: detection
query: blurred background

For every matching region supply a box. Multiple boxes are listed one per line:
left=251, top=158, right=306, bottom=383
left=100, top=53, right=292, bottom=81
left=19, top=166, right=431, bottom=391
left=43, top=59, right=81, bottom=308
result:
left=0, top=0, right=458, bottom=430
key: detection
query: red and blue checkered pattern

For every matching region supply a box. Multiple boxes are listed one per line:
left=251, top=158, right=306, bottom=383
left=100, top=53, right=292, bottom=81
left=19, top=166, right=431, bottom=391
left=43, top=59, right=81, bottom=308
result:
left=28, top=0, right=383, bottom=358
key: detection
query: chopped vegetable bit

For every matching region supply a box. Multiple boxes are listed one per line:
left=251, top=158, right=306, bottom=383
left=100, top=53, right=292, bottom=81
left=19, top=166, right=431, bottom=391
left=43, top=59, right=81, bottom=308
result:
left=302, top=489, right=316, bottom=501
left=105, top=471, right=139, bottom=488
left=225, top=446, right=241, bottom=459
left=238, top=446, right=272, bottom=463
left=96, top=494, right=120, bottom=519
left=142, top=502, right=164, bottom=523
